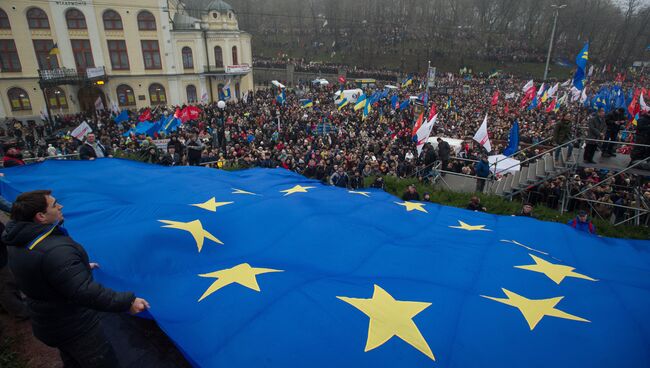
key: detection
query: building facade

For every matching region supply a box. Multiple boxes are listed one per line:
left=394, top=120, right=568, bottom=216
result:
left=0, top=0, right=253, bottom=120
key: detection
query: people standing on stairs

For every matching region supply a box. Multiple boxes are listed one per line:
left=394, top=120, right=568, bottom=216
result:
left=602, top=108, right=625, bottom=158
left=583, top=108, right=606, bottom=164
left=552, top=112, right=574, bottom=162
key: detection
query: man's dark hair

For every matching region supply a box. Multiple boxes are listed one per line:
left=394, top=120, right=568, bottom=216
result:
left=10, top=190, right=52, bottom=222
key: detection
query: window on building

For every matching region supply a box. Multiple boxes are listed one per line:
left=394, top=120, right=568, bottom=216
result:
left=47, top=87, right=68, bottom=109
left=141, top=40, right=161, bottom=69
left=102, top=10, right=123, bottom=30
left=116, top=84, right=135, bottom=106
left=214, top=46, right=223, bottom=68
left=0, top=39, right=21, bottom=72
left=65, top=8, right=86, bottom=29
left=71, top=39, right=94, bottom=71
left=217, top=83, right=225, bottom=100
left=232, top=46, right=238, bottom=65
left=33, top=40, right=59, bottom=70
left=137, top=11, right=156, bottom=30
left=149, top=83, right=166, bottom=105
left=107, top=40, right=129, bottom=70
left=0, top=9, right=10, bottom=29
left=8, top=88, right=31, bottom=111
left=186, top=85, right=197, bottom=103
left=182, top=47, right=193, bottom=69
left=27, top=8, right=49, bottom=29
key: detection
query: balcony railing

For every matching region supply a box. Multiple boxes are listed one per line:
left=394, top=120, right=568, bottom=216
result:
left=38, top=66, right=107, bottom=87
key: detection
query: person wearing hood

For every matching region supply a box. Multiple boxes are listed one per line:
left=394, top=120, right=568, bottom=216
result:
left=2, top=190, right=150, bottom=367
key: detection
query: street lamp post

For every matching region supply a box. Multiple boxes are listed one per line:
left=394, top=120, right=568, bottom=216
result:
left=543, top=4, right=567, bottom=81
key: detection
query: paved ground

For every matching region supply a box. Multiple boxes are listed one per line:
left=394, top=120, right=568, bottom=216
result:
left=0, top=311, right=191, bottom=368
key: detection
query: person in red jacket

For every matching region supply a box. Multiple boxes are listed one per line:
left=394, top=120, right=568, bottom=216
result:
left=2, top=148, right=25, bottom=167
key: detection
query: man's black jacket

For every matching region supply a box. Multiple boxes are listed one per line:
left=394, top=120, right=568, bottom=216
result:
left=2, top=220, right=135, bottom=346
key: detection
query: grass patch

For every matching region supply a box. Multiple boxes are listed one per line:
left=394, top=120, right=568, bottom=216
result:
left=0, top=337, right=27, bottom=368
left=368, top=175, right=650, bottom=240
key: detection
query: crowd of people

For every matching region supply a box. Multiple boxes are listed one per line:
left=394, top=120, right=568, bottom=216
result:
left=1, top=68, right=649, bottom=225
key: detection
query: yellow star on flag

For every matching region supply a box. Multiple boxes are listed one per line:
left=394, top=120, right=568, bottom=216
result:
left=449, top=220, right=491, bottom=231
left=158, top=219, right=223, bottom=252
left=349, top=191, right=371, bottom=197
left=515, top=254, right=597, bottom=285
left=481, top=288, right=589, bottom=330
left=190, top=197, right=233, bottom=212
left=337, top=284, right=435, bottom=361
left=197, top=263, right=283, bottom=302
left=232, top=188, right=258, bottom=195
left=395, top=201, right=428, bottom=213
left=280, top=184, right=315, bottom=196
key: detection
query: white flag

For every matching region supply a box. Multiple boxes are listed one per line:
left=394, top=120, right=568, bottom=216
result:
left=547, top=83, right=559, bottom=99
left=71, top=121, right=92, bottom=140
left=415, top=114, right=438, bottom=155
left=505, top=92, right=517, bottom=100
left=200, top=90, right=208, bottom=103
left=588, top=65, right=594, bottom=77
left=473, top=114, right=492, bottom=153
left=561, top=79, right=572, bottom=87
left=571, top=87, right=581, bottom=102
left=94, top=97, right=104, bottom=111
left=537, top=83, right=545, bottom=96
left=579, top=88, right=588, bottom=104
left=522, top=80, right=534, bottom=93
left=640, top=93, right=649, bottom=112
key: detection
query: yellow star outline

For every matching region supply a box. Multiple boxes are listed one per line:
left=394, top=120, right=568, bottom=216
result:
left=158, top=219, right=223, bottom=252
left=449, top=220, right=491, bottom=232
left=349, top=191, right=371, bottom=197
left=197, top=263, right=283, bottom=302
left=232, top=188, right=258, bottom=195
left=500, top=239, right=549, bottom=256
left=337, top=284, right=435, bottom=361
left=190, top=197, right=233, bottom=212
left=481, top=288, right=590, bottom=330
left=394, top=201, right=428, bottom=213
left=515, top=254, right=597, bottom=285
left=280, top=184, right=315, bottom=196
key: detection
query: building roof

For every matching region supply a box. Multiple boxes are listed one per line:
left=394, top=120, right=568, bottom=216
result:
left=173, top=12, right=200, bottom=30
left=206, top=0, right=233, bottom=13
left=181, top=0, right=233, bottom=19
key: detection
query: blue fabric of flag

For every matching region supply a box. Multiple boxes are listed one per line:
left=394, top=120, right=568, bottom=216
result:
left=391, top=95, right=398, bottom=108
left=114, top=110, right=130, bottom=124
left=575, top=42, right=589, bottom=70
left=135, top=121, right=153, bottom=135
left=2, top=159, right=649, bottom=368
left=503, top=120, right=519, bottom=156
left=399, top=100, right=411, bottom=110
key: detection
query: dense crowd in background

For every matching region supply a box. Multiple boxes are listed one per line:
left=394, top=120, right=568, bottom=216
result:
left=1, top=69, right=649, bottom=224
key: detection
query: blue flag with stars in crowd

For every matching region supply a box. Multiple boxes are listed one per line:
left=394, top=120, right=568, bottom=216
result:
left=1, top=159, right=649, bottom=367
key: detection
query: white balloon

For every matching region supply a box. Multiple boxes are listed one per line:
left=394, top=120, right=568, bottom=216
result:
left=217, top=100, right=226, bottom=109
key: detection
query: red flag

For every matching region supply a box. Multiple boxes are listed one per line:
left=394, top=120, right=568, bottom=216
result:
left=173, top=108, right=181, bottom=118
left=338, top=76, right=346, bottom=84
left=545, top=98, right=557, bottom=113
left=138, top=108, right=151, bottom=122
left=427, top=104, right=437, bottom=122
left=411, top=112, right=424, bottom=137
left=628, top=89, right=641, bottom=121
left=178, top=106, right=202, bottom=123
left=491, top=90, right=499, bottom=107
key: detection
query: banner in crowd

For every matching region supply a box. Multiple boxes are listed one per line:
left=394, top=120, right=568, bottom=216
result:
left=152, top=139, right=170, bottom=151
left=1, top=160, right=649, bottom=367
left=70, top=122, right=92, bottom=140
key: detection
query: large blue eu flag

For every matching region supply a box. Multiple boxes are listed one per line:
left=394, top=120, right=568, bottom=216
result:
left=2, top=159, right=649, bottom=367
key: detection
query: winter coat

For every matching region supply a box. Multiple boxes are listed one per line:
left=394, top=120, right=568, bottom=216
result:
left=2, top=221, right=134, bottom=346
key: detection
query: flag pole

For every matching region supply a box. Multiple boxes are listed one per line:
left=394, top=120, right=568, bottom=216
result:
left=543, top=4, right=566, bottom=81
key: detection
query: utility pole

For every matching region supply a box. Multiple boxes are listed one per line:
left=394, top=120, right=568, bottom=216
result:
left=543, top=4, right=567, bottom=81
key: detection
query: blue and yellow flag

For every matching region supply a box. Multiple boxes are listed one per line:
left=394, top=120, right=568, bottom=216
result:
left=576, top=42, right=589, bottom=70
left=336, top=97, right=349, bottom=110
left=354, top=94, right=367, bottom=111
left=301, top=99, right=314, bottom=109
left=2, top=160, right=650, bottom=367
